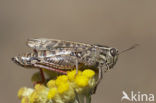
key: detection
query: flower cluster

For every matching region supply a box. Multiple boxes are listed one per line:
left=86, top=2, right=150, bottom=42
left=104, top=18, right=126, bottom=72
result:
left=18, top=69, right=97, bottom=103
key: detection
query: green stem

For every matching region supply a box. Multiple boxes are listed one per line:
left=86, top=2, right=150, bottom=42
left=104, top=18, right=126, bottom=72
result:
left=79, top=95, right=84, bottom=103
left=86, top=94, right=91, bottom=103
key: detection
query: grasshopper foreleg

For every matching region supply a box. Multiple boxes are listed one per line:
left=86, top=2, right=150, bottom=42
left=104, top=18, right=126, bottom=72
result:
left=91, top=67, right=103, bottom=94
left=75, top=59, right=79, bottom=75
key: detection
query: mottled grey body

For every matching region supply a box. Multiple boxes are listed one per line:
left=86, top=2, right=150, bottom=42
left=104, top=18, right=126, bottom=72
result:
left=13, top=40, right=118, bottom=71
left=12, top=38, right=119, bottom=93
left=12, top=38, right=119, bottom=73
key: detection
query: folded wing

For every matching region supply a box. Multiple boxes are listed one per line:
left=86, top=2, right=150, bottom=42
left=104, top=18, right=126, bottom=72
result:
left=27, top=38, right=93, bottom=51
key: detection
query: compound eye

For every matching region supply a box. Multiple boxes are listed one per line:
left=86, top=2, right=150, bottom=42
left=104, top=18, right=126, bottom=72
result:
left=110, top=48, right=117, bottom=57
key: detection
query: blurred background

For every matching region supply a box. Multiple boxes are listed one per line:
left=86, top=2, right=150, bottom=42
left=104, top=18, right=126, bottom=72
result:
left=0, top=0, right=156, bottom=103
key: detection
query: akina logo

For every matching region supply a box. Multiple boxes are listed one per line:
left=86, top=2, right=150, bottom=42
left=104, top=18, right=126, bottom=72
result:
left=121, top=91, right=154, bottom=102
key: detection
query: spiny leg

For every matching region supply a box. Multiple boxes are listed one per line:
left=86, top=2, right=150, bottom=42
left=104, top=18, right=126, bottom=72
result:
left=75, top=59, right=79, bottom=75
left=75, top=51, right=80, bottom=75
left=74, top=59, right=79, bottom=78
left=33, top=64, right=67, bottom=75
left=96, top=67, right=103, bottom=86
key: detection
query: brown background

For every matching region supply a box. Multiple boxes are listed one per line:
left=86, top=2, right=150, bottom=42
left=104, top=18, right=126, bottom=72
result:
left=0, top=0, right=156, bottom=103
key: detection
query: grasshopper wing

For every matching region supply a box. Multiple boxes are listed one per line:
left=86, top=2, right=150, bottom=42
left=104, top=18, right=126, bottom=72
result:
left=27, top=38, right=93, bottom=50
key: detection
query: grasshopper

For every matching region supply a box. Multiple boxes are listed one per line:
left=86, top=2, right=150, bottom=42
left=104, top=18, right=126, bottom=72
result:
left=12, top=38, right=138, bottom=93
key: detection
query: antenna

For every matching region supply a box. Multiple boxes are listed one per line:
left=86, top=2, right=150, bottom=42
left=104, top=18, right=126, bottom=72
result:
left=119, top=44, right=139, bottom=55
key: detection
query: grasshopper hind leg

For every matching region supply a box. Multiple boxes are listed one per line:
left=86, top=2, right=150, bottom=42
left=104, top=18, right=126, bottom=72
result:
left=33, top=63, right=67, bottom=74
left=31, top=69, right=46, bottom=85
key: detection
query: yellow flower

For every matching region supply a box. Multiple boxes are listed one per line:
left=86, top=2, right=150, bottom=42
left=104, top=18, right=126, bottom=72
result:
left=18, top=87, right=34, bottom=99
left=55, top=75, right=68, bottom=86
left=47, top=80, right=56, bottom=88
left=67, top=70, right=82, bottom=81
left=60, top=85, right=75, bottom=102
left=34, top=84, right=42, bottom=89
left=47, top=88, right=57, bottom=99
left=75, top=75, right=89, bottom=87
left=21, top=97, right=29, bottom=103
left=29, top=90, right=39, bottom=103
left=29, top=84, right=49, bottom=103
left=57, top=82, right=69, bottom=94
left=82, top=69, right=95, bottom=78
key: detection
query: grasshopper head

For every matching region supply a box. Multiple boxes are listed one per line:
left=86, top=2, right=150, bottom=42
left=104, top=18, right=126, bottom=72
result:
left=96, top=45, right=119, bottom=69
left=106, top=47, right=119, bottom=68
left=97, top=44, right=138, bottom=71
